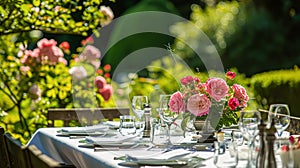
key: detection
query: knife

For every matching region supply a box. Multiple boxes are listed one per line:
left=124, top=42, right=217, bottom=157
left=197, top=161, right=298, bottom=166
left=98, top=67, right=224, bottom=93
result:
left=118, top=159, right=188, bottom=166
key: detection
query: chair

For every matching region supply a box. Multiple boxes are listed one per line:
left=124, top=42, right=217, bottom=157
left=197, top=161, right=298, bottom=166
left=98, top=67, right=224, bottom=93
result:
left=0, top=126, right=10, bottom=168
left=27, top=145, right=76, bottom=168
left=4, top=132, right=30, bottom=168
left=47, top=107, right=130, bottom=127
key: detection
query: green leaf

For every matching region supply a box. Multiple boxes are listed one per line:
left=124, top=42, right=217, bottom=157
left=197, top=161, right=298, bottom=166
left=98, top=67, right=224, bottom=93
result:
left=33, top=0, right=40, bottom=7
left=0, top=6, right=7, bottom=18
left=20, top=4, right=31, bottom=16
left=58, top=90, right=67, bottom=99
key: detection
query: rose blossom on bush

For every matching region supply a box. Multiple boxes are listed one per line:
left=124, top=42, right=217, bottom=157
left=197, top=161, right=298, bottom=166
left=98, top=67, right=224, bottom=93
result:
left=95, top=76, right=107, bottom=89
left=21, top=38, right=67, bottom=66
left=99, top=6, right=114, bottom=26
left=79, top=45, right=101, bottom=69
left=99, top=84, right=113, bottom=101
left=168, top=91, right=186, bottom=113
left=37, top=38, right=66, bottom=65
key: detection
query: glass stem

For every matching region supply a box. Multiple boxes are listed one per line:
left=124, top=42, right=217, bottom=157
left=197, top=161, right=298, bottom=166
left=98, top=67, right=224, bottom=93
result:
left=247, top=137, right=253, bottom=168
left=167, top=124, right=171, bottom=144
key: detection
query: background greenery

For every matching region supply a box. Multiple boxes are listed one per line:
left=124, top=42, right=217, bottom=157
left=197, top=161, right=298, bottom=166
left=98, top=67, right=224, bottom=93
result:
left=1, top=0, right=300, bottom=143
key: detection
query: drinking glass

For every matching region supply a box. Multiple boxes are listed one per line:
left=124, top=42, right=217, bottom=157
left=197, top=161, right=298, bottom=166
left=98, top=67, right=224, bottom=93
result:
left=268, top=104, right=290, bottom=138
left=150, top=117, right=169, bottom=147
left=158, top=94, right=179, bottom=145
left=119, top=115, right=136, bottom=135
left=238, top=110, right=260, bottom=168
left=275, top=138, right=294, bottom=168
left=214, top=141, right=238, bottom=168
left=132, top=95, right=149, bottom=135
left=232, top=130, right=244, bottom=146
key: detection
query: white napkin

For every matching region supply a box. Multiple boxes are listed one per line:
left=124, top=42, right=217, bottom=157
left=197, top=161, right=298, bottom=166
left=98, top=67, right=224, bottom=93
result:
left=129, top=149, right=192, bottom=160
left=85, top=133, right=139, bottom=145
left=61, top=125, right=109, bottom=133
left=103, top=121, right=120, bottom=129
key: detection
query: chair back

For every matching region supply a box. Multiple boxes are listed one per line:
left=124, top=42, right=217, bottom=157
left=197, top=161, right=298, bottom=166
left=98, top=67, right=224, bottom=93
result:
left=0, top=126, right=10, bottom=168
left=47, top=107, right=130, bottom=127
left=4, top=133, right=30, bottom=168
left=28, top=145, right=76, bottom=168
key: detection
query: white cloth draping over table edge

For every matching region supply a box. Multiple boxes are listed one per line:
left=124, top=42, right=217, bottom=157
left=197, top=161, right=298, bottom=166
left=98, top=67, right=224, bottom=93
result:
left=27, top=127, right=282, bottom=168
left=26, top=127, right=219, bottom=168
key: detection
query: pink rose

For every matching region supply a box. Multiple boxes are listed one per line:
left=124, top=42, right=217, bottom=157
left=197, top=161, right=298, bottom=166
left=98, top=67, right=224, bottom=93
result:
left=20, top=66, right=30, bottom=74
left=187, top=94, right=211, bottom=116
left=228, top=97, right=239, bottom=110
left=99, top=84, right=113, bottom=101
left=206, top=78, right=229, bottom=102
left=226, top=71, right=236, bottom=80
left=180, top=76, right=194, bottom=85
left=21, top=49, right=41, bottom=65
left=37, top=38, right=64, bottom=64
left=99, top=6, right=114, bottom=26
left=80, top=45, right=101, bottom=61
left=95, top=76, right=107, bottom=89
left=58, top=57, right=68, bottom=65
left=232, top=84, right=249, bottom=102
left=169, top=91, right=186, bottom=113
left=37, top=38, right=57, bottom=48
left=79, top=45, right=101, bottom=69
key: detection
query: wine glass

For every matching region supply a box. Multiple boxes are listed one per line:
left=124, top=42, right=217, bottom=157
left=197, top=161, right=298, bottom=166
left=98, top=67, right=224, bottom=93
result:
left=268, top=104, right=290, bottom=138
left=131, top=95, right=149, bottom=135
left=238, top=110, right=260, bottom=168
left=158, top=94, right=179, bottom=145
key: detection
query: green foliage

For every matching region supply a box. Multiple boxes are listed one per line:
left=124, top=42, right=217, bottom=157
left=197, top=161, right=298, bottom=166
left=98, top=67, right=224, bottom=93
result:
left=170, top=0, right=300, bottom=76
left=0, top=0, right=114, bottom=36
left=170, top=1, right=245, bottom=71
left=0, top=0, right=116, bottom=143
left=0, top=37, right=114, bottom=143
left=251, top=67, right=300, bottom=117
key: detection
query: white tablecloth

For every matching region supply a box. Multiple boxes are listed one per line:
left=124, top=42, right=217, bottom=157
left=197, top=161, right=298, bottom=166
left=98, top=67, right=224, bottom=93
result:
left=27, top=127, right=252, bottom=168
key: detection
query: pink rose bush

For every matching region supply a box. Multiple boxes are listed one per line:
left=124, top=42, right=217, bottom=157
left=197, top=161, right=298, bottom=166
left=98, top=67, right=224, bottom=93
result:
left=169, top=71, right=249, bottom=130
left=19, top=37, right=113, bottom=104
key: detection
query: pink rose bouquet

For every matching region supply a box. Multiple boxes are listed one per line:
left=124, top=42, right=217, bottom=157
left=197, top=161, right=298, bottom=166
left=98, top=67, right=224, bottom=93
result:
left=169, top=71, right=249, bottom=132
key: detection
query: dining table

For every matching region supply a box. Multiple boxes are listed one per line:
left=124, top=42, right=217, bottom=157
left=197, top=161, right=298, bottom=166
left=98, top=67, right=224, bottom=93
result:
left=26, top=123, right=252, bottom=168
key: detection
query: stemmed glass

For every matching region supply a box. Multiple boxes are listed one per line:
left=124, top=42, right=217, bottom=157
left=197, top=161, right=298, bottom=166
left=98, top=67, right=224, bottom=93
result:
left=238, top=110, right=260, bottom=168
left=268, top=104, right=290, bottom=138
left=158, top=94, right=179, bottom=145
left=131, top=95, right=149, bottom=135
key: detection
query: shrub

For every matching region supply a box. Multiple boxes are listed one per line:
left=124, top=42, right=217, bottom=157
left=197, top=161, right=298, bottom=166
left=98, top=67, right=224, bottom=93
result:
left=251, top=67, right=300, bottom=117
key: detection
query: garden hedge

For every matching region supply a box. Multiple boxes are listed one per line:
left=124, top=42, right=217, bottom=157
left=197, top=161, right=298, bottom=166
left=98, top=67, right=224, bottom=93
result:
left=251, top=67, right=300, bottom=117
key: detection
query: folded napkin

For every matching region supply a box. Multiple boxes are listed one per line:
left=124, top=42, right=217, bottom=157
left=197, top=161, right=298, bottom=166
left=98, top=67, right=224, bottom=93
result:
left=103, top=121, right=120, bottom=129
left=127, top=148, right=192, bottom=160
left=61, top=124, right=109, bottom=133
left=85, top=133, right=139, bottom=145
